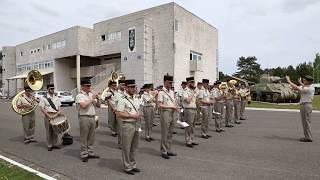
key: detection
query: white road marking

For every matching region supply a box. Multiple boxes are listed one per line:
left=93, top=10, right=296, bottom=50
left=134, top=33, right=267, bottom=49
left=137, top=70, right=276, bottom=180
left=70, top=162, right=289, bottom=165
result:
left=0, top=154, right=57, bottom=180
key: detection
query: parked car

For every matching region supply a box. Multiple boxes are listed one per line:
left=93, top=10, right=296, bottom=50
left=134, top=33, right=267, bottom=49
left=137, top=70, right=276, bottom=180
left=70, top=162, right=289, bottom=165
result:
left=34, top=91, right=47, bottom=99
left=55, top=91, right=75, bottom=106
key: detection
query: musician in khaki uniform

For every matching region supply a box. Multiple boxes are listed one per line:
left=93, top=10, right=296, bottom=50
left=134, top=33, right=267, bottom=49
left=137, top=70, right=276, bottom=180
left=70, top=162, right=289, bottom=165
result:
left=76, top=80, right=101, bottom=162
left=286, top=75, right=315, bottom=142
left=195, top=82, right=203, bottom=125
left=197, top=79, right=213, bottom=138
left=211, top=81, right=225, bottom=133
left=39, top=84, right=63, bottom=151
left=115, top=79, right=141, bottom=175
left=158, top=75, right=178, bottom=159
left=105, top=80, right=118, bottom=137
left=183, top=77, right=199, bottom=147
left=225, top=81, right=234, bottom=128
left=233, top=85, right=242, bottom=125
left=142, top=84, right=156, bottom=142
left=116, top=79, right=126, bottom=148
left=16, top=86, right=38, bottom=144
left=239, top=83, right=250, bottom=120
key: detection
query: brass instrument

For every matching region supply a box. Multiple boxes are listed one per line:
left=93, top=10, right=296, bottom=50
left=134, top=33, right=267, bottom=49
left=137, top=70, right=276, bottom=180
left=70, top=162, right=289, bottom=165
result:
left=12, top=70, right=43, bottom=115
left=228, top=79, right=238, bottom=96
left=101, top=71, right=122, bottom=98
left=219, top=82, right=228, bottom=97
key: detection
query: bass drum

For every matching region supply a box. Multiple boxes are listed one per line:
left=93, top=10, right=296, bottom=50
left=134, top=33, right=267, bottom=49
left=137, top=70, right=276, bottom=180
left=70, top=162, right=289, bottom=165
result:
left=50, top=115, right=70, bottom=135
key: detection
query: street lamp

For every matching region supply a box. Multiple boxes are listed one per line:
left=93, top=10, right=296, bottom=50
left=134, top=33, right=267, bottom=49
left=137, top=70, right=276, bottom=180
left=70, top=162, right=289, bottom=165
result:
left=313, top=64, right=320, bottom=84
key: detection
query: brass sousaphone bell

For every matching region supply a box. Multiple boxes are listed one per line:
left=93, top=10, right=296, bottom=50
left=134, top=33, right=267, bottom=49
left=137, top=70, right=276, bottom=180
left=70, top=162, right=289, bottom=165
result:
left=11, top=70, right=43, bottom=115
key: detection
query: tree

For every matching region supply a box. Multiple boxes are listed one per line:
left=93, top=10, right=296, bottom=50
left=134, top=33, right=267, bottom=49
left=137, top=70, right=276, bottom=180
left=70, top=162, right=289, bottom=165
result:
left=233, top=56, right=263, bottom=83
left=219, top=71, right=228, bottom=82
left=313, top=53, right=320, bottom=83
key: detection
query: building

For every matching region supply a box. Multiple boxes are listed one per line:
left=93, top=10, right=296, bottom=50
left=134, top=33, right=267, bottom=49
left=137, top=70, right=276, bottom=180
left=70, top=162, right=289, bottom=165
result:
left=2, top=2, right=218, bottom=97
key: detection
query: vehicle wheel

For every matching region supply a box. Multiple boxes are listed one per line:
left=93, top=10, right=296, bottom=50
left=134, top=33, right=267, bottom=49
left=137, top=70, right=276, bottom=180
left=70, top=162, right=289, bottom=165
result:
left=69, top=103, right=73, bottom=106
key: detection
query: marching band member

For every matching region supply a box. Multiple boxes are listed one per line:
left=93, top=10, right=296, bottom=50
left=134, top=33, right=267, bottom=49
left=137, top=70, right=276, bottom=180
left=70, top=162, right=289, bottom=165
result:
left=183, top=77, right=199, bottom=147
left=105, top=80, right=118, bottom=137
left=225, top=80, right=235, bottom=128
left=211, top=81, right=225, bottom=133
left=178, top=82, right=187, bottom=125
left=286, top=75, right=315, bottom=142
left=76, top=80, right=101, bottom=162
left=158, top=75, right=178, bottom=159
left=142, top=84, right=156, bottom=142
left=233, top=84, right=242, bottom=124
left=16, top=86, right=38, bottom=144
left=39, top=84, right=63, bottom=151
left=197, top=79, right=213, bottom=138
left=115, top=79, right=142, bottom=175
left=116, top=79, right=127, bottom=148
left=239, top=83, right=250, bottom=120
left=195, top=82, right=203, bottom=125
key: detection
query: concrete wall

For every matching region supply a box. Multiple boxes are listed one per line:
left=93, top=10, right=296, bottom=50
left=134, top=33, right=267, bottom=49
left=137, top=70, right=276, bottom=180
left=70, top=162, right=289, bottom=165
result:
left=173, top=4, right=218, bottom=88
left=2, top=46, right=17, bottom=96
left=54, top=59, right=75, bottom=91
left=94, top=3, right=175, bottom=88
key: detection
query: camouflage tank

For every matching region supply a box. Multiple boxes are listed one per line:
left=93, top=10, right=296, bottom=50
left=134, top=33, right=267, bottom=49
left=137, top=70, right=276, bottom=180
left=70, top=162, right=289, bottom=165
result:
left=250, top=74, right=300, bottom=103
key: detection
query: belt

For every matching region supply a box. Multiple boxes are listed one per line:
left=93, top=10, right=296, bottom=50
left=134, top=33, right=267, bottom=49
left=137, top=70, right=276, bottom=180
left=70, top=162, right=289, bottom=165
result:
left=79, top=114, right=95, bottom=117
left=184, top=108, right=197, bottom=110
left=300, top=102, right=312, bottom=105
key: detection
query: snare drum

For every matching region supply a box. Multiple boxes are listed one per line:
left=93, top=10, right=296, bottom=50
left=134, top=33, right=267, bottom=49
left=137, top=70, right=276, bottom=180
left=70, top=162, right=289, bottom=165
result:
left=50, top=115, right=70, bottom=134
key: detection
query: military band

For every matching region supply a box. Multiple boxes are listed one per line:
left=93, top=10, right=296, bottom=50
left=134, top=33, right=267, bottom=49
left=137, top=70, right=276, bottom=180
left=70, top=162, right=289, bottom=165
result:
left=11, top=69, right=318, bottom=176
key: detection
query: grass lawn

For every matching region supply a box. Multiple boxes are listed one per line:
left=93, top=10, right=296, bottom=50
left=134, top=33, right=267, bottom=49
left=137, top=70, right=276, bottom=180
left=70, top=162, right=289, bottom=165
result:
left=0, top=159, right=43, bottom=180
left=248, top=95, right=320, bottom=110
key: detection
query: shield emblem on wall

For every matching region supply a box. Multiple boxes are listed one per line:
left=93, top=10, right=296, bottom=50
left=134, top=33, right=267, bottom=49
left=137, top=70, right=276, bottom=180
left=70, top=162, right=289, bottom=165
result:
left=128, top=27, right=136, bottom=52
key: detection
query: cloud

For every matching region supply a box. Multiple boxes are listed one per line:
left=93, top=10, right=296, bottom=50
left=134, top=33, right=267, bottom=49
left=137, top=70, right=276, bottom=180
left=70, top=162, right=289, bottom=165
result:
left=29, top=2, right=60, bottom=17
left=282, top=0, right=320, bottom=13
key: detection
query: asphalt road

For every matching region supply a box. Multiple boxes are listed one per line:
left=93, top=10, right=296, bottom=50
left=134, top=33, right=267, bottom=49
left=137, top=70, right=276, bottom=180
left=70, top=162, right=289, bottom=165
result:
left=0, top=100, right=320, bottom=180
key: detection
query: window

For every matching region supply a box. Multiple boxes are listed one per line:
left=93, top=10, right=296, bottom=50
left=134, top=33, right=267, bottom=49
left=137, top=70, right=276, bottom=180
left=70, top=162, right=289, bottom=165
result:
left=20, top=52, right=23, bottom=56
left=106, top=31, right=121, bottom=41
left=190, top=51, right=202, bottom=61
left=37, top=48, right=40, bottom=52
left=101, top=34, right=106, bottom=41
left=61, top=40, right=66, bottom=47
left=48, top=44, right=51, bottom=49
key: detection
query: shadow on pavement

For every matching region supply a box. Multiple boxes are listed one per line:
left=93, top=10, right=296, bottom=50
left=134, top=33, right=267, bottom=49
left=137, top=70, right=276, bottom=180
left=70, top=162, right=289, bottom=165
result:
left=97, top=158, right=123, bottom=173
left=139, top=147, right=160, bottom=157
left=263, top=135, right=299, bottom=142
left=99, top=140, right=119, bottom=149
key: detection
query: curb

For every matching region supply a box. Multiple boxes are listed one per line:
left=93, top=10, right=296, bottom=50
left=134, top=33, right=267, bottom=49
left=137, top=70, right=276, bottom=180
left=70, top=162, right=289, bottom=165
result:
left=0, top=155, right=57, bottom=180
left=246, top=107, right=320, bottom=113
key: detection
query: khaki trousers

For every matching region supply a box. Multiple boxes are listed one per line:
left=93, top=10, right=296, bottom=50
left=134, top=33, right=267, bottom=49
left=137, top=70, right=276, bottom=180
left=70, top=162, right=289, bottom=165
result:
left=233, top=100, right=241, bottom=123
left=184, top=108, right=197, bottom=144
left=300, top=103, right=313, bottom=140
left=79, top=115, right=96, bottom=158
left=108, top=107, right=117, bottom=133
left=200, top=106, right=210, bottom=136
left=21, top=111, right=35, bottom=139
left=225, top=100, right=233, bottom=126
left=144, top=106, right=154, bottom=138
left=121, top=121, right=139, bottom=172
left=44, top=116, right=58, bottom=148
left=240, top=98, right=246, bottom=119
left=214, top=102, right=224, bottom=130
left=160, top=109, right=175, bottom=154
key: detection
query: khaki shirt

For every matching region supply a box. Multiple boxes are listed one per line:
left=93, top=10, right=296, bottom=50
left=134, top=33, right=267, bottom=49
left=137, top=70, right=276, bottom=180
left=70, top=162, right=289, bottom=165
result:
left=212, top=88, right=226, bottom=103
left=116, top=92, right=141, bottom=122
left=198, top=88, right=211, bottom=107
left=39, top=93, right=61, bottom=113
left=158, top=87, right=176, bottom=108
left=17, top=94, right=33, bottom=107
left=76, top=91, right=96, bottom=116
left=105, top=89, right=119, bottom=106
left=182, top=87, right=197, bottom=109
left=142, top=91, right=154, bottom=107
left=299, top=85, right=315, bottom=104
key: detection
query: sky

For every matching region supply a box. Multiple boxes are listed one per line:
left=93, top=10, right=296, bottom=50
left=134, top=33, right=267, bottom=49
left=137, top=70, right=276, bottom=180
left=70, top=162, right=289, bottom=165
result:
left=0, top=0, right=319, bottom=74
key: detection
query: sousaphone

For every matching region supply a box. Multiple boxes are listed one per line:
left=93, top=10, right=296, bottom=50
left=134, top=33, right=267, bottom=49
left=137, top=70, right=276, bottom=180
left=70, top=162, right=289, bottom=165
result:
left=11, top=70, right=43, bottom=115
